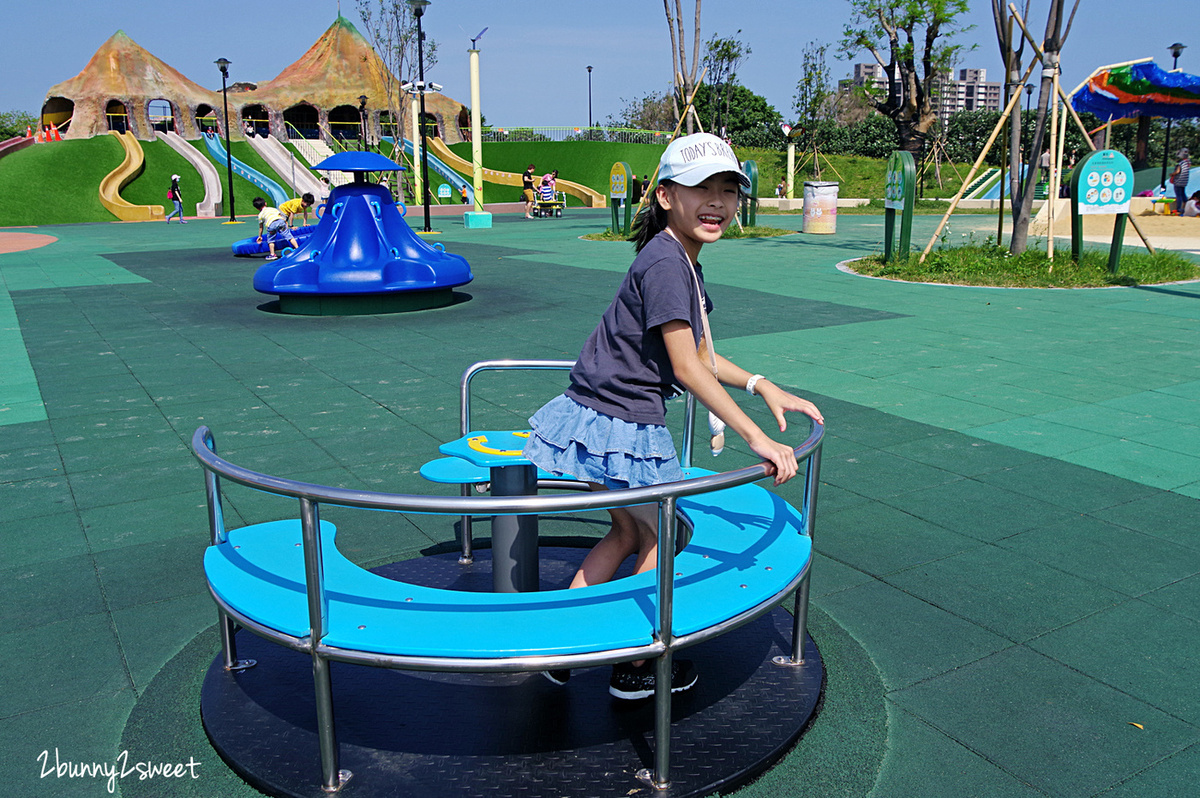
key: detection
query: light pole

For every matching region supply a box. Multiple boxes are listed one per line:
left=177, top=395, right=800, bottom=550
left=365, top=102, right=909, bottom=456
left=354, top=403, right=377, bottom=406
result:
left=215, top=58, right=237, bottom=223
left=408, top=0, right=433, bottom=233
left=358, top=94, right=368, bottom=149
left=587, top=65, right=593, bottom=131
left=1161, top=42, right=1187, bottom=190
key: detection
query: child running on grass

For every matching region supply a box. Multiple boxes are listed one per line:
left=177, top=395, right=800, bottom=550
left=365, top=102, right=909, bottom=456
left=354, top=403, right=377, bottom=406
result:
left=524, top=132, right=823, bottom=700
left=253, top=197, right=299, bottom=260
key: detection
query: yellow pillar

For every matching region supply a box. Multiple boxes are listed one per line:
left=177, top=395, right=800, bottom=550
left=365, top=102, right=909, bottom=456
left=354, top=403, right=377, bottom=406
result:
left=786, top=141, right=796, bottom=200
left=469, top=49, right=484, bottom=212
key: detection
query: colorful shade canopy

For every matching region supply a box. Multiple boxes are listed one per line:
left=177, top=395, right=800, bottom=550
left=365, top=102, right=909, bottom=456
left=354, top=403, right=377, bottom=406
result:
left=1071, top=61, right=1200, bottom=121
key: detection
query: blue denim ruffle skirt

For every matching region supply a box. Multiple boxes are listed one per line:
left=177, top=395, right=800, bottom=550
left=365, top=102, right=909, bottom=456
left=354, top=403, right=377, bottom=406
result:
left=523, top=394, right=682, bottom=489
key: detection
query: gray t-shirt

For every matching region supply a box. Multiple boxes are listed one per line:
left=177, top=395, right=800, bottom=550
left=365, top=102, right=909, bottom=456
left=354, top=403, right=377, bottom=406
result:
left=566, top=231, right=712, bottom=425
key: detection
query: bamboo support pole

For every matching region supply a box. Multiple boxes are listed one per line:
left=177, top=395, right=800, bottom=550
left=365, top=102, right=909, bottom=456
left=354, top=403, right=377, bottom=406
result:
left=1008, top=4, right=1156, bottom=254
left=919, top=58, right=1038, bottom=263
left=1047, top=68, right=1060, bottom=260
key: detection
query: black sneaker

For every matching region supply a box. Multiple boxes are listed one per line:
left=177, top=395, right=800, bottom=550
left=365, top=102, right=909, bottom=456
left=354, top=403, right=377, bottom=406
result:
left=609, top=659, right=697, bottom=700
left=542, top=669, right=571, bottom=686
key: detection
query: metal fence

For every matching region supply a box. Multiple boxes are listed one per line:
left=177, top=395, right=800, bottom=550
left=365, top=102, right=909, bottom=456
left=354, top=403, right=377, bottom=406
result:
left=479, top=126, right=673, bottom=144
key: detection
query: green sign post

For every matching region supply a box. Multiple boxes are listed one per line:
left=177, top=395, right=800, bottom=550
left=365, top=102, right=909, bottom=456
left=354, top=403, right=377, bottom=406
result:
left=740, top=160, right=759, bottom=227
left=883, top=151, right=916, bottom=262
left=1069, top=149, right=1134, bottom=273
left=610, top=162, right=632, bottom=236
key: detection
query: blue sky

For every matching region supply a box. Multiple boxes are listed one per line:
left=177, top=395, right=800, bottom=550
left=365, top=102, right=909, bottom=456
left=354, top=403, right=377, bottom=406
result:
left=0, top=0, right=1190, bottom=128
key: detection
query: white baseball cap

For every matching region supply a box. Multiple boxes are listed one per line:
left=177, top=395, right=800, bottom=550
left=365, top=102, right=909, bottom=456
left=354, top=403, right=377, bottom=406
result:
left=171, top=174, right=180, bottom=180
left=657, top=132, right=750, bottom=189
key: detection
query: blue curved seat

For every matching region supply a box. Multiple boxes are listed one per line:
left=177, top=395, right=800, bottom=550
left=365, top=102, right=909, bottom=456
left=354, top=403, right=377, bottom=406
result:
left=203, top=480, right=811, bottom=659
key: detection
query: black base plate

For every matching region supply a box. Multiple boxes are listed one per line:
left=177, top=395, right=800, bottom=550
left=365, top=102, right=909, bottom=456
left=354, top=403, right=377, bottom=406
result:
left=201, top=547, right=824, bottom=798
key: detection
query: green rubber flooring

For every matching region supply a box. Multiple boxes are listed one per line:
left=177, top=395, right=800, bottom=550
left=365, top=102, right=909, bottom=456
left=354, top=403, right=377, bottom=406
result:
left=2, top=210, right=1199, bottom=797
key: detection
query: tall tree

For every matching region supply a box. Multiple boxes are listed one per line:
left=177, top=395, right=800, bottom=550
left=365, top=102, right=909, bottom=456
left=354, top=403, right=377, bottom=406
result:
left=355, top=0, right=439, bottom=157
left=1008, top=0, right=1079, bottom=254
left=840, top=0, right=973, bottom=159
left=702, top=31, right=751, bottom=136
left=607, top=91, right=676, bottom=131
left=794, top=42, right=833, bottom=178
left=662, top=0, right=703, bottom=133
left=992, top=0, right=1030, bottom=216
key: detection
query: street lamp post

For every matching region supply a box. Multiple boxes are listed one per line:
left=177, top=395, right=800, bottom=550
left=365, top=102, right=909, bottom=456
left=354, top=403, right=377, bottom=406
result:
left=587, top=65, right=593, bottom=131
left=358, top=95, right=368, bottom=149
left=1161, top=42, right=1187, bottom=190
left=408, top=0, right=433, bottom=233
left=215, top=58, right=237, bottom=223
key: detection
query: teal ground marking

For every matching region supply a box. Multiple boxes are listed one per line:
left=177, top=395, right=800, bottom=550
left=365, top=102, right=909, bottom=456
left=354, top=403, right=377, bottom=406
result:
left=0, top=225, right=183, bottom=426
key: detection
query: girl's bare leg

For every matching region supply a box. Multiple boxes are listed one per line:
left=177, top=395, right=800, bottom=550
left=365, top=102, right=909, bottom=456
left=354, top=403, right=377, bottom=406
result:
left=569, top=484, right=659, bottom=588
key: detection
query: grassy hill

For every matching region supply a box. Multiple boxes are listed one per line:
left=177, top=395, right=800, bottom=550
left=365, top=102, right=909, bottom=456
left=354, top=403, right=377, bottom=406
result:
left=1, top=135, right=974, bottom=227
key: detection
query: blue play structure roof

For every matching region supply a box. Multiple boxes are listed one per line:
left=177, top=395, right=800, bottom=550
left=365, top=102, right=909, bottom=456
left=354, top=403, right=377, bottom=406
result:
left=313, top=151, right=406, bottom=172
left=1071, top=61, right=1200, bottom=122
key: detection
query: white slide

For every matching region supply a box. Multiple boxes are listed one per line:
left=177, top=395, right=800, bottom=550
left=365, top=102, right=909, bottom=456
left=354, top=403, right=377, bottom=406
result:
left=160, top=131, right=221, bottom=217
left=246, top=135, right=327, bottom=200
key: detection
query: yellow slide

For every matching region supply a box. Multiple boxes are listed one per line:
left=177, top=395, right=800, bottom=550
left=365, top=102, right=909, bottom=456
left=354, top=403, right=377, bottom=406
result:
left=427, top=137, right=606, bottom=208
left=99, top=131, right=164, bottom=222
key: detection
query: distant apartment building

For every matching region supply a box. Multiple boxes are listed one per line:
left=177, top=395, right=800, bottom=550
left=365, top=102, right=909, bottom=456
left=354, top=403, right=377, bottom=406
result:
left=843, top=65, right=1002, bottom=122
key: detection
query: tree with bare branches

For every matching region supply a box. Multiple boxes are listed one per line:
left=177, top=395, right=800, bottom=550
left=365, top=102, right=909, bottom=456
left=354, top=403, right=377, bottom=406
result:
left=662, top=0, right=703, bottom=133
left=1007, top=0, right=1079, bottom=254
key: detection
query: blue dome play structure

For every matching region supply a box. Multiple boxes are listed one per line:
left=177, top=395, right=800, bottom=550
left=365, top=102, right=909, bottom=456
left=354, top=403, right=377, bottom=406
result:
left=252, top=152, right=473, bottom=315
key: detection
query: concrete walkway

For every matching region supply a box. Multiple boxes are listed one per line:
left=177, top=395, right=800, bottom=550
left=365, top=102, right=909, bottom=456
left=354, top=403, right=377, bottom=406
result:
left=1, top=210, right=1198, bottom=797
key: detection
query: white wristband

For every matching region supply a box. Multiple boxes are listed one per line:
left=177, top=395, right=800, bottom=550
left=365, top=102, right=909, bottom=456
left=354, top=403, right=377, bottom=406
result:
left=745, top=374, right=765, bottom=396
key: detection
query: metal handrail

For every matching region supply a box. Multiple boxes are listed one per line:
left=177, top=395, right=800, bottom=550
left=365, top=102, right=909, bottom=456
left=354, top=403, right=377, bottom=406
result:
left=192, top=423, right=821, bottom=517
left=194, top=361, right=823, bottom=792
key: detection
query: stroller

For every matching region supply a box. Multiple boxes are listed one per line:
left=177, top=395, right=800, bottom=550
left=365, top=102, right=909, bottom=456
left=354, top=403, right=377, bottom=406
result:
left=533, top=182, right=565, bottom=218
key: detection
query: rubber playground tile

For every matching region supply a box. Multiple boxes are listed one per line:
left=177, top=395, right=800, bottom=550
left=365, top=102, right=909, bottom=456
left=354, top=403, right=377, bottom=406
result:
left=1, top=552, right=107, bottom=633
left=885, top=545, right=1126, bottom=642
left=879, top=392, right=1020, bottom=431
left=0, top=689, right=137, bottom=798
left=818, top=502, right=981, bottom=578
left=56, top=428, right=190, bottom=474
left=974, top=457, right=1158, bottom=513
left=807, top=553, right=876, bottom=599
left=1035, top=403, right=1186, bottom=441
left=1099, top=490, right=1200, bottom=550
left=889, top=646, right=1200, bottom=798
left=160, top=402, right=300, bottom=442
left=66, top=458, right=197, bottom=512
left=1, top=473, right=75, bottom=521
left=946, top=382, right=1082, bottom=416
left=871, top=706, right=1046, bottom=798
left=808, top=481, right=873, bottom=516
left=1176, top=481, right=1200, bottom=501
left=964, top=415, right=1135, bottom=459
left=1098, top=743, right=1200, bottom=798
left=0, top=441, right=64, bottom=483
left=1097, top=389, right=1200, bottom=425
left=881, top=478, right=1079, bottom=543
left=111, top=592, right=217, bottom=694
left=1000, top=516, right=1200, bottom=598
left=1126, top=423, right=1200, bottom=457
left=48, top=407, right=170, bottom=444
left=1027, top=600, right=1200, bottom=726
left=1155, top=378, right=1200, bottom=399
left=93, top=535, right=211, bottom=612
left=881, top=432, right=1043, bottom=477
left=818, top=448, right=964, bottom=501
left=813, top=405, right=942, bottom=450
left=79, top=491, right=208, bottom=553
left=815, top=580, right=1009, bottom=690
left=1060, top=439, right=1200, bottom=491
left=0, top=614, right=131, bottom=718
left=0, top=419, right=56, bottom=451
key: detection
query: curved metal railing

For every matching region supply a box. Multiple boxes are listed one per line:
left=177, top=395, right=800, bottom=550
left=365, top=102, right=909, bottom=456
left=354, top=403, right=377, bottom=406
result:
left=193, top=360, right=823, bottom=792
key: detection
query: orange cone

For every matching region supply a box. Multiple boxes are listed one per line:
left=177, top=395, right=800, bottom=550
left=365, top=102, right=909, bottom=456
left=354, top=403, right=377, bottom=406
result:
left=52, top=126, right=61, bottom=141
left=26, top=125, right=32, bottom=138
